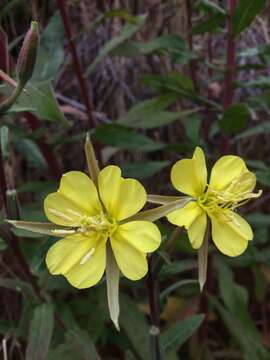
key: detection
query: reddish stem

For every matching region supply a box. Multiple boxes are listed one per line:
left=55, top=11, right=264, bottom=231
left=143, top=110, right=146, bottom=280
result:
left=57, top=0, right=102, bottom=165
left=56, top=0, right=94, bottom=127
left=0, top=28, right=10, bottom=74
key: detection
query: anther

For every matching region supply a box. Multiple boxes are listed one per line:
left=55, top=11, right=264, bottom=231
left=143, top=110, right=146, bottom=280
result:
left=80, top=248, right=96, bottom=265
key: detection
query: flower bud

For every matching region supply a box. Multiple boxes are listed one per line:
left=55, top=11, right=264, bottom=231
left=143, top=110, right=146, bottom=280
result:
left=16, top=21, right=39, bottom=86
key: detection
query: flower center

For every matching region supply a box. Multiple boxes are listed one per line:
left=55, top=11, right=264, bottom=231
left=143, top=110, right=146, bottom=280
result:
left=197, top=172, right=262, bottom=220
left=49, top=208, right=118, bottom=237
left=77, top=213, right=118, bottom=237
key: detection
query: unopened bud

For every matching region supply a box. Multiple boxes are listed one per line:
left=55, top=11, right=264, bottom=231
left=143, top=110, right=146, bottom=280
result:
left=16, top=21, right=39, bottom=86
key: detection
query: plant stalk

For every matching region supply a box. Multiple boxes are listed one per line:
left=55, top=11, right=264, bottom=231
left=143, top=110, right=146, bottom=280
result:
left=146, top=256, right=163, bottom=360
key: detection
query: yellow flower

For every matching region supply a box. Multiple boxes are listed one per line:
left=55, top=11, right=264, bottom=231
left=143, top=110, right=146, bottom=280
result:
left=44, top=165, right=161, bottom=288
left=167, top=147, right=262, bottom=256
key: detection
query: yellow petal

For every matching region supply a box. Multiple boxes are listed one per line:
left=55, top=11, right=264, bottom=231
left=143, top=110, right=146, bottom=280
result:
left=115, top=221, right=161, bottom=253
left=209, top=156, right=247, bottom=191
left=167, top=201, right=202, bottom=229
left=171, top=147, right=207, bottom=197
left=98, top=165, right=146, bottom=221
left=188, top=211, right=207, bottom=249
left=46, top=234, right=93, bottom=275
left=211, top=211, right=252, bottom=257
left=110, top=233, right=147, bottom=280
left=44, top=192, right=88, bottom=226
left=44, top=171, right=102, bottom=226
left=46, top=233, right=106, bottom=289
left=65, top=240, right=106, bottom=289
left=59, top=171, right=102, bottom=213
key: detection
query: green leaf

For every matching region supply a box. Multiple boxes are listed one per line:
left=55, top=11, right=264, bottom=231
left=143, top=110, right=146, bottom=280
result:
left=217, top=260, right=270, bottom=357
left=121, top=161, right=170, bottom=179
left=234, top=121, right=270, bottom=140
left=241, top=76, right=270, bottom=89
left=113, top=34, right=193, bottom=64
left=25, top=303, right=54, bottom=360
left=32, top=12, right=64, bottom=81
left=141, top=72, right=195, bottom=97
left=192, top=13, right=225, bottom=34
left=209, top=296, right=269, bottom=360
left=15, top=138, right=47, bottom=170
left=161, top=314, right=205, bottom=353
left=117, top=96, right=197, bottom=129
left=94, top=124, right=165, bottom=152
left=65, top=328, right=100, bottom=360
left=103, top=9, right=141, bottom=24
left=185, top=115, right=202, bottom=145
left=197, top=0, right=226, bottom=14
left=120, top=294, right=151, bottom=360
left=160, top=279, right=199, bottom=301
left=219, top=103, right=250, bottom=134
left=86, top=14, right=147, bottom=75
left=12, top=81, right=69, bottom=126
left=232, top=0, right=266, bottom=36
left=159, top=259, right=197, bottom=280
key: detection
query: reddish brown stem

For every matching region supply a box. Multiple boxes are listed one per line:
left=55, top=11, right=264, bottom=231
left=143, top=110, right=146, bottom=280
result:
left=57, top=0, right=102, bottom=165
left=25, top=113, right=62, bottom=178
left=0, top=28, right=10, bottom=74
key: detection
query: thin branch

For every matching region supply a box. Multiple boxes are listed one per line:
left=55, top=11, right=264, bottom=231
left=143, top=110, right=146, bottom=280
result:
left=56, top=1, right=95, bottom=129
left=146, top=256, right=163, bottom=360
left=57, top=0, right=102, bottom=164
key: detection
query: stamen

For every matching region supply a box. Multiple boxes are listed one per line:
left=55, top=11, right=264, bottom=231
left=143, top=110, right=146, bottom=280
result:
left=48, top=208, right=73, bottom=221
left=198, top=173, right=262, bottom=220
left=66, top=208, right=84, bottom=218
left=80, top=248, right=95, bottom=265
left=52, top=229, right=76, bottom=235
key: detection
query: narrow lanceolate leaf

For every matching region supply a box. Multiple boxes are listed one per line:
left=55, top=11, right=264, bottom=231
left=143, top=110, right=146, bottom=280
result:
left=106, top=244, right=120, bottom=331
left=26, top=303, right=54, bottom=360
left=124, top=198, right=191, bottom=223
left=161, top=314, right=205, bottom=353
left=85, top=134, right=100, bottom=187
left=232, top=0, right=266, bottom=36
left=6, top=220, right=70, bottom=237
left=198, top=222, right=210, bottom=291
left=147, top=194, right=190, bottom=205
left=85, top=14, right=147, bottom=75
